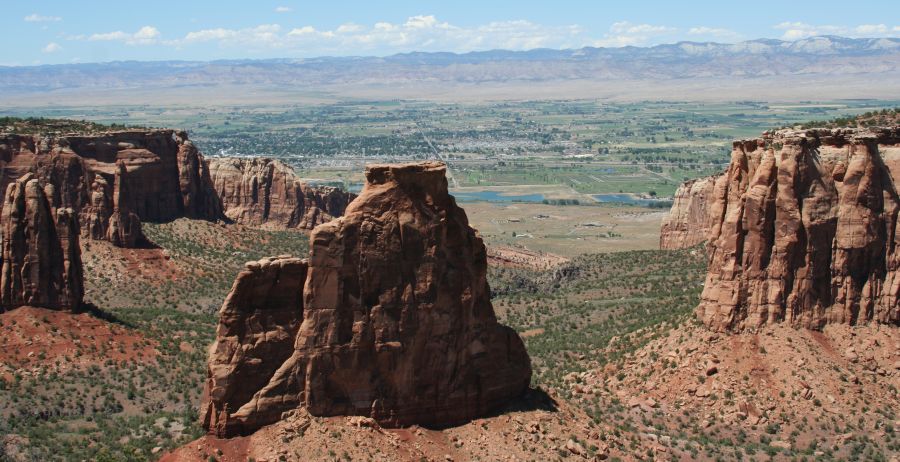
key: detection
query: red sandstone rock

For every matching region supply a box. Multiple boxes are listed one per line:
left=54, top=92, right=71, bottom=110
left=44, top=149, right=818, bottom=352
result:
left=659, top=175, right=719, bottom=249
left=0, top=130, right=221, bottom=247
left=204, top=256, right=308, bottom=436
left=208, top=157, right=353, bottom=231
left=202, top=162, right=531, bottom=437
left=0, top=174, right=83, bottom=312
left=106, top=161, right=145, bottom=247
left=698, top=126, right=900, bottom=331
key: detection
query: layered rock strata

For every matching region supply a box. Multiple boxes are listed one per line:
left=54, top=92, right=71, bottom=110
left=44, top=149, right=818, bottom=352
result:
left=697, top=126, right=900, bottom=331
left=202, top=162, right=531, bottom=437
left=659, top=175, right=719, bottom=249
left=208, top=157, right=354, bottom=231
left=0, top=174, right=83, bottom=312
left=0, top=130, right=221, bottom=247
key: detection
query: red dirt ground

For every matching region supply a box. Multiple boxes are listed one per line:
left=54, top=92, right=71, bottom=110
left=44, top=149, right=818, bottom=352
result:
left=0, top=306, right=157, bottom=381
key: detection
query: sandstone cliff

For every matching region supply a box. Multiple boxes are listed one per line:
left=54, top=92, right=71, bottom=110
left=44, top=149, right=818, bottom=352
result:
left=0, top=174, right=83, bottom=312
left=698, top=126, right=900, bottom=331
left=208, top=157, right=354, bottom=231
left=659, top=175, right=719, bottom=250
left=202, top=162, right=531, bottom=437
left=0, top=129, right=222, bottom=247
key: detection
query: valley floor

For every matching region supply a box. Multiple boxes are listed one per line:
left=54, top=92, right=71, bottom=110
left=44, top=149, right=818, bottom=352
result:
left=1, top=212, right=898, bottom=461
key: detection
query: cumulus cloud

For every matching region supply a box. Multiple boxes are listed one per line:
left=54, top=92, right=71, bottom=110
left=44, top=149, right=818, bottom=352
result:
left=688, top=26, right=741, bottom=40
left=42, top=42, right=62, bottom=53
left=173, top=15, right=592, bottom=54
left=184, top=24, right=281, bottom=45
left=592, top=21, right=678, bottom=47
left=68, top=16, right=750, bottom=56
left=24, top=13, right=61, bottom=22
left=774, top=22, right=899, bottom=40
left=274, top=6, right=292, bottom=13
left=88, top=26, right=161, bottom=45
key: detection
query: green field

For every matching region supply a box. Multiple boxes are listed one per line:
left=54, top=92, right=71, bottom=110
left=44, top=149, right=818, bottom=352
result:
left=4, top=99, right=897, bottom=198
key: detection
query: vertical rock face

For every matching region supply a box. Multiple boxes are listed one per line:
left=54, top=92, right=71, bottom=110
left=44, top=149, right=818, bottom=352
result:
left=698, top=127, right=900, bottom=332
left=202, top=162, right=531, bottom=437
left=0, top=174, right=83, bottom=312
left=0, top=130, right=350, bottom=246
left=106, top=161, right=145, bottom=247
left=659, top=175, right=719, bottom=249
left=208, top=157, right=354, bottom=231
left=0, top=130, right=222, bottom=247
left=204, top=256, right=308, bottom=436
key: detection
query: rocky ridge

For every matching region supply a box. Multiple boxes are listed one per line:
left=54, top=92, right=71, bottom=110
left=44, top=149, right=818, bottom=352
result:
left=202, top=161, right=531, bottom=437
left=659, top=175, right=719, bottom=250
left=698, top=126, right=900, bottom=331
left=208, top=157, right=353, bottom=231
left=0, top=129, right=221, bottom=248
left=0, top=130, right=356, bottom=248
left=0, top=174, right=83, bottom=312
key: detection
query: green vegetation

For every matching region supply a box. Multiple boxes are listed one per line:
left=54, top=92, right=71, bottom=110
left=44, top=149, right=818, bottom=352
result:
left=4, top=99, right=897, bottom=197
left=491, top=247, right=706, bottom=393
left=790, top=107, right=900, bottom=129
left=0, top=220, right=310, bottom=461
left=0, top=117, right=144, bottom=135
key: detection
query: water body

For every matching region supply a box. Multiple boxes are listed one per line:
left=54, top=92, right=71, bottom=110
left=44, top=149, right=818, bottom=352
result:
left=451, top=190, right=546, bottom=203
left=591, top=193, right=669, bottom=207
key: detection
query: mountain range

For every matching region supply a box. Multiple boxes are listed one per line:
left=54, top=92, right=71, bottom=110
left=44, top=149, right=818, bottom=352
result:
left=1, top=36, right=898, bottom=95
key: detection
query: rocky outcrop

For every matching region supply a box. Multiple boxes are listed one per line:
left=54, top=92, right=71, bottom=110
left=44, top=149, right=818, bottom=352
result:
left=0, top=130, right=222, bottom=247
left=659, top=175, right=720, bottom=249
left=698, top=126, right=900, bottom=332
left=106, top=161, right=144, bottom=247
left=208, top=157, right=354, bottom=231
left=1, top=174, right=83, bottom=312
left=202, top=161, right=531, bottom=437
left=204, top=256, right=308, bottom=433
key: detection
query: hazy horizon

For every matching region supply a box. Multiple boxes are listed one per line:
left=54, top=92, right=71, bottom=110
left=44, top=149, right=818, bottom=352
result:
left=4, top=0, right=898, bottom=66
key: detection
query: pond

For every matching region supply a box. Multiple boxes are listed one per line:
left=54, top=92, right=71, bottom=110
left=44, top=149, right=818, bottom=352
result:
left=451, top=190, right=546, bottom=203
left=591, top=193, right=669, bottom=207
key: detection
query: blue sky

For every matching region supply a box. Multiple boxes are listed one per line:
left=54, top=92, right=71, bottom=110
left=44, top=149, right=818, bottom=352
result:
left=4, top=0, right=899, bottom=66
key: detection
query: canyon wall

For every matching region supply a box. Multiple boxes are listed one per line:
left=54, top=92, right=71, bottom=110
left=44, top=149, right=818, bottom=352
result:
left=208, top=157, right=354, bottom=231
left=0, top=130, right=222, bottom=247
left=0, top=174, right=83, bottom=312
left=697, top=126, right=900, bottom=331
left=0, top=131, right=356, bottom=247
left=659, top=175, right=719, bottom=249
left=202, top=162, right=531, bottom=437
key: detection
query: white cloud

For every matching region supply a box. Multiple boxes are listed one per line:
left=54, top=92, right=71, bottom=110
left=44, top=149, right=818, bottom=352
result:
left=175, top=16, right=592, bottom=54
left=274, top=6, right=292, bottom=13
left=287, top=26, right=316, bottom=36
left=774, top=22, right=899, bottom=40
left=405, top=15, right=439, bottom=29
left=610, top=21, right=674, bottom=35
left=88, top=26, right=160, bottom=45
left=592, top=21, right=678, bottom=47
left=42, top=42, right=62, bottom=53
left=25, top=13, right=61, bottom=22
left=133, top=26, right=161, bottom=42
left=336, top=23, right=364, bottom=34
left=854, top=24, right=888, bottom=35
left=688, top=26, right=741, bottom=40
left=183, top=24, right=281, bottom=45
